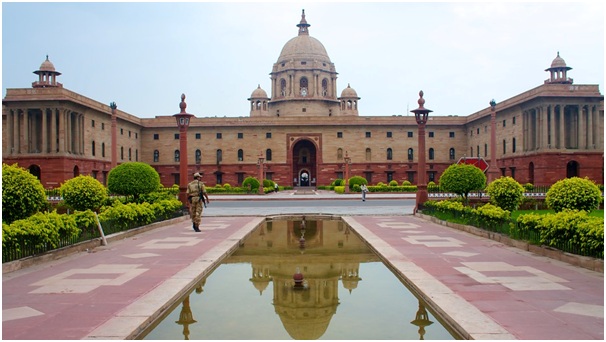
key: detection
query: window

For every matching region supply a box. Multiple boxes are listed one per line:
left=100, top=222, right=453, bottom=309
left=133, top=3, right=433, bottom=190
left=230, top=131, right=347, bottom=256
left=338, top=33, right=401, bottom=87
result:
left=153, top=150, right=159, bottom=162
left=195, top=149, right=201, bottom=164
left=237, top=173, right=244, bottom=185
left=238, top=133, right=243, bottom=139
left=216, top=133, right=222, bottom=139
left=337, top=148, right=343, bottom=160
left=365, top=132, right=371, bottom=138
left=92, top=141, right=96, bottom=156
left=102, top=123, right=105, bottom=130
left=238, top=149, right=244, bottom=161
left=195, top=133, right=201, bottom=140
left=174, top=133, right=179, bottom=139
left=300, top=77, right=308, bottom=96
left=503, top=139, right=507, bottom=154
left=512, top=138, right=516, bottom=153
left=429, top=132, right=434, bottom=138
left=337, top=132, right=343, bottom=138
left=387, top=148, right=393, bottom=160
left=128, top=148, right=132, bottom=161
left=449, top=132, right=455, bottom=138
left=484, top=144, right=488, bottom=157
left=216, top=173, right=223, bottom=185
left=408, top=148, right=414, bottom=161
left=386, top=131, right=392, bottom=138
left=128, top=131, right=131, bottom=137
left=174, top=150, right=180, bottom=162
left=365, top=148, right=371, bottom=161
left=266, top=132, right=272, bottom=138
left=429, top=148, right=434, bottom=160
left=91, top=120, right=95, bottom=127
left=266, top=149, right=272, bottom=161
left=513, top=116, right=516, bottom=125
left=280, top=79, right=286, bottom=96
left=102, top=143, right=106, bottom=157
left=449, top=148, right=455, bottom=160
left=153, top=134, right=159, bottom=140
left=121, top=146, right=124, bottom=160
left=302, top=108, right=306, bottom=112
left=476, top=128, right=480, bottom=134
left=322, top=79, right=328, bottom=96
left=503, top=119, right=506, bottom=127
left=407, top=132, right=413, bottom=138
left=476, top=145, right=479, bottom=157
left=216, top=149, right=222, bottom=163
left=135, top=133, right=138, bottom=139
left=484, top=126, right=487, bottom=133
left=135, top=149, right=138, bottom=161
left=120, top=128, right=124, bottom=135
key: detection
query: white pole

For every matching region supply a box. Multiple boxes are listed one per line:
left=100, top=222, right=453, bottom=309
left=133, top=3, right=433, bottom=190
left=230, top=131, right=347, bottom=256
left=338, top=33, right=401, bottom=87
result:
left=94, top=212, right=108, bottom=246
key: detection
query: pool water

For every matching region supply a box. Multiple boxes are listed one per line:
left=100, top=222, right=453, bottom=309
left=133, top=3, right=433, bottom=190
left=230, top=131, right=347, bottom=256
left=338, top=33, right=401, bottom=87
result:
left=139, top=217, right=457, bottom=340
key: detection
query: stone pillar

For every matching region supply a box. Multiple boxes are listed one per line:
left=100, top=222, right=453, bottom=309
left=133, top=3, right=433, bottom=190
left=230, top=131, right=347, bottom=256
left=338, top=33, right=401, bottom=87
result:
left=58, top=109, right=65, bottom=153
left=577, top=105, right=583, bottom=149
left=51, top=108, right=57, bottom=153
left=559, top=105, right=566, bottom=149
left=549, top=105, right=556, bottom=148
left=12, top=109, right=19, bottom=154
left=587, top=104, right=593, bottom=149
left=41, top=108, right=47, bottom=153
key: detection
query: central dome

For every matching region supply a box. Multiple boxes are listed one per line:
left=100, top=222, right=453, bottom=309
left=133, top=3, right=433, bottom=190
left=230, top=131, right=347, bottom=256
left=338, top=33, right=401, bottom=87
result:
left=277, top=10, right=331, bottom=64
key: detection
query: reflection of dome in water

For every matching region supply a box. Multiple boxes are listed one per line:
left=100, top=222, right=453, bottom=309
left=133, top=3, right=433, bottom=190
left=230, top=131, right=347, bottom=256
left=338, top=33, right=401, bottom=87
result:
left=250, top=278, right=270, bottom=295
left=277, top=306, right=336, bottom=340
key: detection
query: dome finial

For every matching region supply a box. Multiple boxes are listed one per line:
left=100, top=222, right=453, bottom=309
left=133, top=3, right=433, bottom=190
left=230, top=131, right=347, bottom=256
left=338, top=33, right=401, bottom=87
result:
left=297, top=9, right=310, bottom=36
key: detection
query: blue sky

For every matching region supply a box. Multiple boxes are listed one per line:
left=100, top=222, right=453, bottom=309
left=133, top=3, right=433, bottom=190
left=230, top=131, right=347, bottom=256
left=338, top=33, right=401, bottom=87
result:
left=2, top=1, right=604, bottom=118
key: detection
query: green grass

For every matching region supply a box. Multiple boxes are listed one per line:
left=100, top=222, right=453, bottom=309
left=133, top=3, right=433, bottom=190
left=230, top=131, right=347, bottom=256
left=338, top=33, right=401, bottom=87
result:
left=512, top=209, right=604, bottom=221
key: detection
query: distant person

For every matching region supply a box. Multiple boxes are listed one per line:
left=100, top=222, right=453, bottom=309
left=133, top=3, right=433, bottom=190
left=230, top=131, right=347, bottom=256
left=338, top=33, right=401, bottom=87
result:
left=361, top=184, right=368, bottom=202
left=187, top=172, right=210, bottom=232
left=274, top=182, right=279, bottom=192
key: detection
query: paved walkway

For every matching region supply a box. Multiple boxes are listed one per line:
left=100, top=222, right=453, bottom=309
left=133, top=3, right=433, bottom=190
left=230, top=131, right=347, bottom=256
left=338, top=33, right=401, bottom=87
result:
left=2, top=191, right=603, bottom=340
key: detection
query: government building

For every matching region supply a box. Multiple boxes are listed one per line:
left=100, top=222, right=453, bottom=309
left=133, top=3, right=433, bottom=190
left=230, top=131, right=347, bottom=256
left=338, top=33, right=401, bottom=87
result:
left=2, top=11, right=604, bottom=190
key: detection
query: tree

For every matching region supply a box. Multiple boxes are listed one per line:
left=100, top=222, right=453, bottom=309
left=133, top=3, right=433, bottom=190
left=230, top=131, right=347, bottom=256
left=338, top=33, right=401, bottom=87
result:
left=546, top=177, right=602, bottom=212
left=348, top=175, right=367, bottom=190
left=485, top=176, right=525, bottom=212
left=2, top=163, right=47, bottom=224
left=242, top=176, right=260, bottom=193
left=439, top=163, right=486, bottom=205
left=107, top=162, right=161, bottom=201
left=60, top=175, right=108, bottom=212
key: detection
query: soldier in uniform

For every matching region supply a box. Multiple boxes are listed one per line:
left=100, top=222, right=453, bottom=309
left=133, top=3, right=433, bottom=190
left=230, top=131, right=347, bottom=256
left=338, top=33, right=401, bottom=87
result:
left=186, top=172, right=210, bottom=232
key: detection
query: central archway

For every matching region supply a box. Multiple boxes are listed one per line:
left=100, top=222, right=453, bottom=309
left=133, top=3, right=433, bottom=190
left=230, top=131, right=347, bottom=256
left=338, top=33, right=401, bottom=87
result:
left=291, top=139, right=317, bottom=187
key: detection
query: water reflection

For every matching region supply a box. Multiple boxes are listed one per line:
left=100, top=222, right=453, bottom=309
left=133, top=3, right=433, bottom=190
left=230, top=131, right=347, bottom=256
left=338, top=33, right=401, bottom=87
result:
left=142, top=217, right=454, bottom=340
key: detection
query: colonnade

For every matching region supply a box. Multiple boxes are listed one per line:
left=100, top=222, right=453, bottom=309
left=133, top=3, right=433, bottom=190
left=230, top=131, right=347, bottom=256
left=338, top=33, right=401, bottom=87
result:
left=5, top=107, right=85, bottom=156
left=271, top=73, right=337, bottom=99
left=522, top=103, right=602, bottom=152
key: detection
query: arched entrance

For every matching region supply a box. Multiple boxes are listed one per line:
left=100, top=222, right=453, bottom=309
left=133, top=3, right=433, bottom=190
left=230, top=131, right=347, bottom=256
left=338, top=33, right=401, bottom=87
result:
left=73, top=165, right=80, bottom=178
left=291, top=139, right=317, bottom=187
left=28, top=164, right=41, bottom=180
left=566, top=160, right=579, bottom=178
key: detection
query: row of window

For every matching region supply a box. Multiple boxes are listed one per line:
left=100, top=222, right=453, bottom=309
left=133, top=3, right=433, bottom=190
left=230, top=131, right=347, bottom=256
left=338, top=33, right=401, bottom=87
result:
left=471, top=138, right=518, bottom=157
left=151, top=147, right=460, bottom=164
left=91, top=141, right=138, bottom=161
left=91, top=120, right=138, bottom=139
left=470, top=117, right=517, bottom=136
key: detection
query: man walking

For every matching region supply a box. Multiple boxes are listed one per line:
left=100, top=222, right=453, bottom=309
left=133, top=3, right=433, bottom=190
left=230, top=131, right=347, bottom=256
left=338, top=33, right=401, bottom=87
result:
left=186, top=172, right=210, bottom=232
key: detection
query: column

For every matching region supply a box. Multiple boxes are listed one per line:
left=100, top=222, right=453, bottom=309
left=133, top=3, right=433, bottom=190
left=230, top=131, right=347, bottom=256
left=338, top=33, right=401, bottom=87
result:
left=51, top=108, right=57, bottom=153
left=577, top=105, right=583, bottom=149
left=559, top=105, right=565, bottom=149
left=41, top=108, right=48, bottom=153
left=522, top=111, right=527, bottom=151
left=549, top=105, right=556, bottom=148
left=587, top=104, right=593, bottom=149
left=23, top=109, right=30, bottom=153
left=58, top=109, right=65, bottom=153
left=12, top=109, right=19, bottom=154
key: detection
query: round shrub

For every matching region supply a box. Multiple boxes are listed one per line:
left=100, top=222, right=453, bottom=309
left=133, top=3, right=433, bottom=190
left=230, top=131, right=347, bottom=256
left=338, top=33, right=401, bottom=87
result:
left=439, top=163, right=486, bottom=205
left=331, top=179, right=344, bottom=187
left=223, top=183, right=232, bottom=189
left=401, top=180, right=412, bottom=186
left=389, top=180, right=398, bottom=186
left=107, top=162, right=161, bottom=201
left=242, top=176, right=260, bottom=192
left=523, top=183, right=534, bottom=192
left=2, top=163, right=47, bottom=224
left=263, top=179, right=276, bottom=188
left=348, top=176, right=367, bottom=190
left=545, top=177, right=602, bottom=212
left=485, top=176, right=525, bottom=212
left=60, top=175, right=108, bottom=212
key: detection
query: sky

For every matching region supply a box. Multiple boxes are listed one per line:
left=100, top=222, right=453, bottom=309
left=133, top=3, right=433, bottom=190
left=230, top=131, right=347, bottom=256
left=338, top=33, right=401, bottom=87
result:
left=2, top=1, right=604, bottom=119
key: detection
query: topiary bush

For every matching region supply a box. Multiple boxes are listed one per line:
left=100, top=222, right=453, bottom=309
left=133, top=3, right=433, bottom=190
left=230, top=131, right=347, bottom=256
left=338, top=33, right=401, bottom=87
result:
left=439, top=163, right=486, bottom=205
left=401, top=180, right=412, bottom=186
left=60, top=175, right=108, bottom=212
left=2, top=163, right=48, bottom=224
left=331, top=179, right=344, bottom=187
left=348, top=176, right=367, bottom=190
left=485, top=176, right=525, bottom=212
left=389, top=180, right=398, bottom=186
left=242, top=176, right=260, bottom=193
left=545, top=177, right=602, bottom=212
left=107, top=162, right=161, bottom=201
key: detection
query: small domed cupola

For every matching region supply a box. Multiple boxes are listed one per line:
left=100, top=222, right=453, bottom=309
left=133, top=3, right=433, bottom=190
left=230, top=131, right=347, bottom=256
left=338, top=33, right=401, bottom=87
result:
left=338, top=84, right=361, bottom=116
left=297, top=9, right=311, bottom=36
left=32, top=55, right=63, bottom=88
left=544, top=52, right=573, bottom=84
left=248, top=84, right=270, bottom=117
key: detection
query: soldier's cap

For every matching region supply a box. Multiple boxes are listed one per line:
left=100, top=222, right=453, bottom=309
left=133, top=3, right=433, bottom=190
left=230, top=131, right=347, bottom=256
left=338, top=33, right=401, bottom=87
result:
left=193, top=172, right=201, bottom=178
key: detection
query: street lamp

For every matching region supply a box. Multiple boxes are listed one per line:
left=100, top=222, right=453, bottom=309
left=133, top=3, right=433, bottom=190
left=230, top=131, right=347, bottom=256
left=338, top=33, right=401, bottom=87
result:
left=487, top=99, right=500, bottom=183
left=109, top=102, right=118, bottom=169
left=344, top=151, right=351, bottom=193
left=257, top=153, right=265, bottom=195
left=173, top=94, right=194, bottom=205
left=410, top=91, right=432, bottom=212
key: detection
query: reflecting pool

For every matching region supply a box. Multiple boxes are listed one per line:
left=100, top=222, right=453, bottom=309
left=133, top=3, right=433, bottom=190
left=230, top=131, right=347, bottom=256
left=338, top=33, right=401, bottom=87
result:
left=139, top=217, right=458, bottom=340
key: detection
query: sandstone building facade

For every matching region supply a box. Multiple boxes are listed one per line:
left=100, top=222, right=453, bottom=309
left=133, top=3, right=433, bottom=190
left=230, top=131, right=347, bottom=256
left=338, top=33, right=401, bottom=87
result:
left=3, top=12, right=604, bottom=189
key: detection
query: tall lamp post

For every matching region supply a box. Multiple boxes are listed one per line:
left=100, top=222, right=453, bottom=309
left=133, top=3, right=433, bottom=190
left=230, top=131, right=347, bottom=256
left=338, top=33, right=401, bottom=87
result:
left=411, top=91, right=432, bottom=213
left=487, top=99, right=500, bottom=183
left=110, top=102, right=118, bottom=169
left=344, top=151, right=351, bottom=193
left=174, top=94, right=194, bottom=205
left=257, top=153, right=265, bottom=195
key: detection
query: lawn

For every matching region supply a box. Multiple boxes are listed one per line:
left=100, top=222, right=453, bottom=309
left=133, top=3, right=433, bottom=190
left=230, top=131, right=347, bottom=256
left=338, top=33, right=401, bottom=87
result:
left=511, top=209, right=604, bottom=221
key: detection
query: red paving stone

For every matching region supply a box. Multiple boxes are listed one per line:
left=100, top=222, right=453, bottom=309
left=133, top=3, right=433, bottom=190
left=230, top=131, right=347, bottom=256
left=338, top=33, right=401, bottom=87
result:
left=2, top=214, right=604, bottom=340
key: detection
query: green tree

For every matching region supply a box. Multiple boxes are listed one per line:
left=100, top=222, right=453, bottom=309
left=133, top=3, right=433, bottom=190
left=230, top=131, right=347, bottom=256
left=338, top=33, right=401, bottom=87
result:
left=485, top=176, right=525, bottom=212
left=242, top=176, right=260, bottom=193
left=107, top=162, right=161, bottom=202
left=545, top=177, right=602, bottom=212
left=2, top=163, right=47, bottom=224
left=348, top=175, right=367, bottom=190
left=60, top=175, right=108, bottom=212
left=439, top=163, right=486, bottom=205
